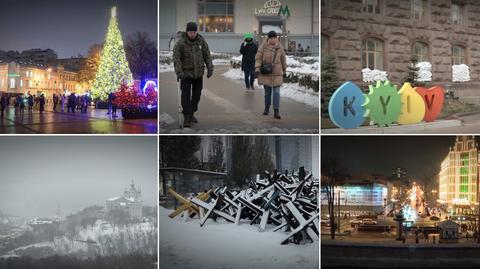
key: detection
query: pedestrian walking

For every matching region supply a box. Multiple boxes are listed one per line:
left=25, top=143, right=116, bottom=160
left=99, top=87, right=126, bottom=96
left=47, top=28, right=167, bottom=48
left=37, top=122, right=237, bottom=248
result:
left=0, top=95, right=6, bottom=117
left=173, top=22, right=213, bottom=128
left=111, top=92, right=117, bottom=117
left=402, top=236, right=406, bottom=244
left=68, top=93, right=76, bottom=113
left=18, top=95, right=25, bottom=115
left=27, top=94, right=34, bottom=114
left=82, top=93, right=90, bottom=114
left=53, top=94, right=58, bottom=111
left=297, top=43, right=304, bottom=56
left=255, top=30, right=287, bottom=119
left=61, top=94, right=66, bottom=112
left=107, top=92, right=114, bottom=115
left=39, top=94, right=45, bottom=113
left=240, top=32, right=258, bottom=91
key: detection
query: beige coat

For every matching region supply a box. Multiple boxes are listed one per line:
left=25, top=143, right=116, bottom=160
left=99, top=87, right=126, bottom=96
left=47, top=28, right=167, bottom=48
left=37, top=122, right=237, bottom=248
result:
left=255, top=39, right=287, bottom=87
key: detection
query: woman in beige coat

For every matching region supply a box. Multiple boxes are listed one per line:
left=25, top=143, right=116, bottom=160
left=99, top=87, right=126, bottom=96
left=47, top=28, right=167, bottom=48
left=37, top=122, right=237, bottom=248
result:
left=255, top=31, right=287, bottom=119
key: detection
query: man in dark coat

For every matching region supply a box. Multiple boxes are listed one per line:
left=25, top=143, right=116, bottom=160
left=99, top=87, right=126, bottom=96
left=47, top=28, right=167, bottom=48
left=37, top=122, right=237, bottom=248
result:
left=39, top=94, right=45, bottom=113
left=173, top=22, right=213, bottom=128
left=240, top=33, right=258, bottom=90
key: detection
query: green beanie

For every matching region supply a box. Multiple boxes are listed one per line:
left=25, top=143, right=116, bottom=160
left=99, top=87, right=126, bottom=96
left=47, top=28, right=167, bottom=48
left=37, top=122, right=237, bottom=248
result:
left=244, top=33, right=253, bottom=40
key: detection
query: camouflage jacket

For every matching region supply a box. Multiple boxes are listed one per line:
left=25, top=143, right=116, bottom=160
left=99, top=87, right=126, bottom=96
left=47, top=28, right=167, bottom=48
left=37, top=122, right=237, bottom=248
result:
left=173, top=33, right=213, bottom=79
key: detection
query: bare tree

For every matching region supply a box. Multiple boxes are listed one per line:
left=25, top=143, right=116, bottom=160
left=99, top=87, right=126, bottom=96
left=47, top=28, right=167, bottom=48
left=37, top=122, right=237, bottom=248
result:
left=321, top=156, right=347, bottom=239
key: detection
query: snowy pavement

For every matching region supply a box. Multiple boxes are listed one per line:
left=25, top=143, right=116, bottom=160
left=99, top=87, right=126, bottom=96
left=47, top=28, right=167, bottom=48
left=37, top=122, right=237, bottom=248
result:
left=159, top=207, right=319, bottom=269
left=159, top=66, right=319, bottom=133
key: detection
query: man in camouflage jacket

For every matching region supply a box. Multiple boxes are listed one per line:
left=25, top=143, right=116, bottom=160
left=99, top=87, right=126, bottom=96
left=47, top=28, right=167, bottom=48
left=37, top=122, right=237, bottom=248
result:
left=173, top=22, right=213, bottom=127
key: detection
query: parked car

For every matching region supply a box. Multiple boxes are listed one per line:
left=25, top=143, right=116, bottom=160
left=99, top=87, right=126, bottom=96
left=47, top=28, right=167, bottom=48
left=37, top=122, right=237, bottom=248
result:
left=349, top=219, right=363, bottom=225
left=362, top=219, right=377, bottom=225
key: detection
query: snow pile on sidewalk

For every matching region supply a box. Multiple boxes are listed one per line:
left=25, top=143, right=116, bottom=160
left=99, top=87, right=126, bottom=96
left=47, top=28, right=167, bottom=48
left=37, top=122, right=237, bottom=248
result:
left=159, top=207, right=318, bottom=269
left=452, top=64, right=470, bottom=82
left=159, top=112, right=175, bottom=126
left=362, top=68, right=388, bottom=83
left=222, top=68, right=318, bottom=108
left=416, top=61, right=432, bottom=82
left=230, top=54, right=318, bottom=76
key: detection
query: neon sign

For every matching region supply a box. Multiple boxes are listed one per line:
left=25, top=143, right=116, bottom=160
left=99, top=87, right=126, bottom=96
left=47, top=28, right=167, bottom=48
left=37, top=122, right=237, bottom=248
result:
left=328, top=81, right=445, bottom=128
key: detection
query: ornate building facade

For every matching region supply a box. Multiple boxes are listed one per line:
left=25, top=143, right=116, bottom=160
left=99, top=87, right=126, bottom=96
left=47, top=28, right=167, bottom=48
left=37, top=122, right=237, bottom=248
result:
left=322, top=0, right=480, bottom=87
left=106, top=183, right=143, bottom=220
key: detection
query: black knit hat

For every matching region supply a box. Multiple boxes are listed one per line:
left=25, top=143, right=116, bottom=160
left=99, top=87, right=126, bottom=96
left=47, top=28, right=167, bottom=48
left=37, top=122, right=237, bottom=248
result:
left=186, top=22, right=198, bottom=32
left=267, top=31, right=277, bottom=38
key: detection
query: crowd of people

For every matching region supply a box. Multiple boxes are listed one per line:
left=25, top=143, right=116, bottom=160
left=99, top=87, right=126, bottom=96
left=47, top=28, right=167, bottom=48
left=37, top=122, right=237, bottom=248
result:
left=0, top=92, right=92, bottom=117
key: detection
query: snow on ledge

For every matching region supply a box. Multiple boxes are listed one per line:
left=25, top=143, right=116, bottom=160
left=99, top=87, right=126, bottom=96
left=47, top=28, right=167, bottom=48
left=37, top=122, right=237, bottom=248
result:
left=416, top=61, right=432, bottom=82
left=452, top=64, right=470, bottom=82
left=362, top=68, right=388, bottom=83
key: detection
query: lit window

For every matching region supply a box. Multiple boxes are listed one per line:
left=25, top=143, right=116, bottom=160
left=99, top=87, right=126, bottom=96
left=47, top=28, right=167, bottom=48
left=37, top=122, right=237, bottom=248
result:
left=451, top=3, right=463, bottom=25
left=29, top=80, right=32, bottom=87
left=9, top=78, right=15, bottom=89
left=452, top=45, right=465, bottom=65
left=20, top=80, right=23, bottom=87
left=411, top=0, right=424, bottom=20
left=412, top=42, right=429, bottom=61
left=363, top=0, right=380, bottom=14
left=362, top=38, right=384, bottom=69
left=198, top=0, right=234, bottom=33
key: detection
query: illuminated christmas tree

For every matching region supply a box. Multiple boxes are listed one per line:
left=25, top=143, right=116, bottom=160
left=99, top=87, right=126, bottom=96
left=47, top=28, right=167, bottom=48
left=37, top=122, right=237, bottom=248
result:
left=92, top=6, right=133, bottom=100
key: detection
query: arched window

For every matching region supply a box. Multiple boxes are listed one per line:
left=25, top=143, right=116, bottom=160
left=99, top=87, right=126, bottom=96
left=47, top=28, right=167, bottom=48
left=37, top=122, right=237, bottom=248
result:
left=362, top=38, right=384, bottom=70
left=411, top=0, right=425, bottom=20
left=412, top=42, right=429, bottom=62
left=452, top=45, right=466, bottom=65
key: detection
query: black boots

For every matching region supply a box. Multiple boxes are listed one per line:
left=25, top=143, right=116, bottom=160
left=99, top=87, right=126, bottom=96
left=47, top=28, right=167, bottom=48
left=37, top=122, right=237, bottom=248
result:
left=183, top=114, right=191, bottom=128
left=274, top=109, right=281, bottom=119
left=263, top=106, right=269, bottom=115
left=191, top=114, right=198, bottom=123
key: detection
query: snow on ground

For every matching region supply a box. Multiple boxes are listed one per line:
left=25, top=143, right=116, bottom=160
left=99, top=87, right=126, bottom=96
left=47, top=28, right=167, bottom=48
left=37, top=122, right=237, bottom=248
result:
left=222, top=68, right=318, bottom=108
left=159, top=207, right=318, bottom=269
left=4, top=220, right=157, bottom=258
left=160, top=64, right=174, bottom=73
left=212, top=59, right=231, bottom=65
left=159, top=112, right=175, bottom=126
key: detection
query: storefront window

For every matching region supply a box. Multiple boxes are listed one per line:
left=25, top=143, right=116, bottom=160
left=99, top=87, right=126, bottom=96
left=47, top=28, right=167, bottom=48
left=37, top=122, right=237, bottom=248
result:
left=452, top=45, right=465, bottom=65
left=198, top=0, right=234, bottom=33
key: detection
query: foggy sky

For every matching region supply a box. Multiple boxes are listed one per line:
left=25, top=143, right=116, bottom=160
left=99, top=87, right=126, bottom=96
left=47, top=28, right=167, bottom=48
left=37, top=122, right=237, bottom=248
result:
left=321, top=136, right=457, bottom=181
left=0, top=137, right=157, bottom=218
left=0, top=0, right=157, bottom=58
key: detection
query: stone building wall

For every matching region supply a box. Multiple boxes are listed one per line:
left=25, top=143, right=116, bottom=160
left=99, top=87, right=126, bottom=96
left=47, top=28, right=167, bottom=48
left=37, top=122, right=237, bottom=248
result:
left=321, top=0, right=480, bottom=87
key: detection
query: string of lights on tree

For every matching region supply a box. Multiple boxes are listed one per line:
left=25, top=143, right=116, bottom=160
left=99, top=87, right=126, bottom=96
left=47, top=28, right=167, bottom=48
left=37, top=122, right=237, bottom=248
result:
left=91, top=6, right=133, bottom=100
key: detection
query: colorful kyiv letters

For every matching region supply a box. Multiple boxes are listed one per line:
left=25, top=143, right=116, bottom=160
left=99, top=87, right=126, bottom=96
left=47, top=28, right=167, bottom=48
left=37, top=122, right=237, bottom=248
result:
left=328, top=81, right=445, bottom=129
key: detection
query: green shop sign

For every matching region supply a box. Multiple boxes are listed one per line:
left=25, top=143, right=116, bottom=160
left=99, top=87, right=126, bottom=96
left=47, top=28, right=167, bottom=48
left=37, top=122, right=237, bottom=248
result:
left=255, top=0, right=291, bottom=17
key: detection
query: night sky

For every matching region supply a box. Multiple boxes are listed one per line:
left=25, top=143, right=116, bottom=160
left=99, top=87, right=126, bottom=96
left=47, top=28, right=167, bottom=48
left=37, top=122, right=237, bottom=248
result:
left=321, top=136, right=462, bottom=181
left=0, top=136, right=157, bottom=218
left=0, top=0, right=157, bottom=58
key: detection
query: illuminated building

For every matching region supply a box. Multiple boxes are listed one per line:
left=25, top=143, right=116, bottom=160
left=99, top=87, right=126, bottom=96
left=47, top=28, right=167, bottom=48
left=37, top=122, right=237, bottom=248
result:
left=0, top=61, right=85, bottom=96
left=439, top=136, right=479, bottom=205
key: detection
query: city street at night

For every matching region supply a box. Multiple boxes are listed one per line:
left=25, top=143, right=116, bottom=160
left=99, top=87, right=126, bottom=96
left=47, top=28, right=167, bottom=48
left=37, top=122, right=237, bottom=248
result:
left=322, top=136, right=480, bottom=269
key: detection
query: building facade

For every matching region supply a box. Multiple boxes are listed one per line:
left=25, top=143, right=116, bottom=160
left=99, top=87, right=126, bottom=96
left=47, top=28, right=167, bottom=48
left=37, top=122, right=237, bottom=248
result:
left=0, top=61, right=84, bottom=97
left=439, top=136, right=479, bottom=205
left=160, top=0, right=319, bottom=53
left=322, top=0, right=480, bottom=86
left=106, top=183, right=143, bottom=220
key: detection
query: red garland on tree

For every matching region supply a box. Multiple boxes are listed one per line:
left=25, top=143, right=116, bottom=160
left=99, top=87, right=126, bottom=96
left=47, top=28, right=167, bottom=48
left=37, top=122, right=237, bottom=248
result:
left=113, top=83, right=157, bottom=109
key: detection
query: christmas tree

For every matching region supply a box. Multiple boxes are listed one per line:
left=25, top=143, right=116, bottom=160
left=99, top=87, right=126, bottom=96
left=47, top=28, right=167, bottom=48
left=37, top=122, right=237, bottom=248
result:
left=92, top=6, right=133, bottom=100
left=321, top=54, right=339, bottom=116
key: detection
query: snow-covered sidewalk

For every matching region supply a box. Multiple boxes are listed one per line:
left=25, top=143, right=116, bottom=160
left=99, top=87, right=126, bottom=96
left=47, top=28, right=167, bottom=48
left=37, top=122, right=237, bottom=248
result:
left=159, top=206, right=318, bottom=269
left=222, top=68, right=319, bottom=108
